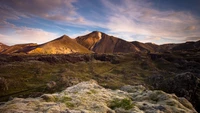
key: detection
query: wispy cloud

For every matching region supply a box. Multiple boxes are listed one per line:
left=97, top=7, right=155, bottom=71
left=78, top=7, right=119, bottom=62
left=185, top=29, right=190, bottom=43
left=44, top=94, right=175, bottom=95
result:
left=0, top=0, right=82, bottom=22
left=0, top=0, right=200, bottom=45
left=0, top=26, right=59, bottom=45
left=102, top=0, right=200, bottom=43
left=68, top=30, right=91, bottom=38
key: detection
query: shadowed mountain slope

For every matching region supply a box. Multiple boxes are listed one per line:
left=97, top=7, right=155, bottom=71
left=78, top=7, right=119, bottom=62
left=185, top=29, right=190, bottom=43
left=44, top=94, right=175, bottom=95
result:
left=131, top=41, right=156, bottom=52
left=76, top=31, right=140, bottom=53
left=0, top=43, right=9, bottom=53
left=1, top=43, right=37, bottom=54
left=172, top=40, right=200, bottom=51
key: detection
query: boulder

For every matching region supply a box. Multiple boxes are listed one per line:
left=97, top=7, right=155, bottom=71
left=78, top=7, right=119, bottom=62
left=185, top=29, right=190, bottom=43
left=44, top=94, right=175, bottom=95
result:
left=0, top=80, right=197, bottom=113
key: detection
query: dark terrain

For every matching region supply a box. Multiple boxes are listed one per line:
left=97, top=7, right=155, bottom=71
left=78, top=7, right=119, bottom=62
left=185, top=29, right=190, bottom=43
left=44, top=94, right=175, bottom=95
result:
left=0, top=31, right=200, bottom=112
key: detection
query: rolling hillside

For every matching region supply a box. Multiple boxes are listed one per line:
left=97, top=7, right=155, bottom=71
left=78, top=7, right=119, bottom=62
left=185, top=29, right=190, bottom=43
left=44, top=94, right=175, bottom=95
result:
left=1, top=43, right=37, bottom=54
left=0, top=43, right=9, bottom=53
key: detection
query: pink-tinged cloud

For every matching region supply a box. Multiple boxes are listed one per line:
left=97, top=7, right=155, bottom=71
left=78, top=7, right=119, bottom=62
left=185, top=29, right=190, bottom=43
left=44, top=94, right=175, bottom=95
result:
left=0, top=0, right=200, bottom=45
left=102, top=0, right=200, bottom=44
left=1, top=0, right=84, bottom=23
left=0, top=27, right=59, bottom=45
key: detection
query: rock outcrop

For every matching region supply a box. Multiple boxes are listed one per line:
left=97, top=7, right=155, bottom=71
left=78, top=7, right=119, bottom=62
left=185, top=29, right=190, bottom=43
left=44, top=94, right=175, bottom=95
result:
left=0, top=80, right=197, bottom=113
left=149, top=72, right=200, bottom=112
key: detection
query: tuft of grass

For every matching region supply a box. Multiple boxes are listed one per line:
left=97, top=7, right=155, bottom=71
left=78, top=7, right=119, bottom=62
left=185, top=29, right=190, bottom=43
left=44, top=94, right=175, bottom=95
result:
left=59, top=96, right=72, bottom=102
left=90, top=89, right=98, bottom=94
left=65, top=101, right=75, bottom=108
left=109, top=98, right=134, bottom=110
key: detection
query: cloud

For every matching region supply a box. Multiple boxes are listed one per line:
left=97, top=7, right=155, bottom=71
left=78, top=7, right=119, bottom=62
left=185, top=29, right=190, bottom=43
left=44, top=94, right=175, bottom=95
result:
left=68, top=30, right=91, bottom=38
left=185, top=37, right=200, bottom=41
left=0, top=27, right=59, bottom=45
left=184, top=26, right=196, bottom=31
left=0, top=0, right=86, bottom=24
left=0, top=0, right=200, bottom=45
left=102, top=0, right=200, bottom=44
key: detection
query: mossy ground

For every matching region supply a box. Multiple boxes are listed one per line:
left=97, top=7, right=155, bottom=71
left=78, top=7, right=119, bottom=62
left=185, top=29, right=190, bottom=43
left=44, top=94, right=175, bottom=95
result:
left=0, top=51, right=199, bottom=109
left=109, top=98, right=134, bottom=110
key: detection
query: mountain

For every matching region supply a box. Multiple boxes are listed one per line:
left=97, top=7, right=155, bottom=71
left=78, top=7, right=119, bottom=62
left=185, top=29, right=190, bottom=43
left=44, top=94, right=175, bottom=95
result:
left=0, top=42, right=9, bottom=53
left=28, top=35, right=91, bottom=54
left=172, top=40, right=200, bottom=51
left=76, top=31, right=140, bottom=53
left=0, top=80, right=197, bottom=113
left=1, top=43, right=37, bottom=54
left=131, top=41, right=156, bottom=52
left=1, top=32, right=200, bottom=54
left=131, top=40, right=200, bottom=53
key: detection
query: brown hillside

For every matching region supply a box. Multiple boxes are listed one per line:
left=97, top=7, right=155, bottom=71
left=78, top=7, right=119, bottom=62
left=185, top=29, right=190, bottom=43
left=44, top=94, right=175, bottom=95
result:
left=1, top=43, right=37, bottom=54
left=76, top=31, right=139, bottom=53
left=131, top=41, right=156, bottom=52
left=28, top=35, right=91, bottom=54
left=172, top=40, right=200, bottom=51
left=0, top=43, right=9, bottom=53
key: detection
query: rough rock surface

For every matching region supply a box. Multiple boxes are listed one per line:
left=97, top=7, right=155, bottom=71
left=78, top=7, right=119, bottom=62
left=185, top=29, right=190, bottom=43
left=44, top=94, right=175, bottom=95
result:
left=0, top=80, right=197, bottom=113
left=149, top=72, right=200, bottom=111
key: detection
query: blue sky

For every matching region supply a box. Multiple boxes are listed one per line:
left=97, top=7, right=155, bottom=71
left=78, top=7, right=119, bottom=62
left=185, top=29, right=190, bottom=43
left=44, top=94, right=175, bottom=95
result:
left=0, top=0, right=200, bottom=45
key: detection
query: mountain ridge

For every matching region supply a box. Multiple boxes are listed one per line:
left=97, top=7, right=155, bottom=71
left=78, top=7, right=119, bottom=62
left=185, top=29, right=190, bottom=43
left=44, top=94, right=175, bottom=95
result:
left=0, top=31, right=200, bottom=54
left=76, top=31, right=140, bottom=53
left=28, top=35, right=91, bottom=54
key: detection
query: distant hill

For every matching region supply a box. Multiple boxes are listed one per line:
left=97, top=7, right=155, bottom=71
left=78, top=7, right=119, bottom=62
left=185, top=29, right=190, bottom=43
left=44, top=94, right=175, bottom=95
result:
left=171, top=40, right=200, bottom=51
left=1, top=43, right=37, bottom=54
left=131, top=41, right=156, bottom=52
left=0, top=43, right=9, bottom=53
left=131, top=40, right=200, bottom=52
left=28, top=35, right=91, bottom=54
left=76, top=31, right=140, bottom=53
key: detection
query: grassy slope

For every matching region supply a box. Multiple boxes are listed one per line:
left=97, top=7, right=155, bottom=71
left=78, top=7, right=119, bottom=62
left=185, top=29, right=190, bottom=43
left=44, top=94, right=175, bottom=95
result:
left=0, top=53, right=156, bottom=100
left=0, top=51, right=199, bottom=110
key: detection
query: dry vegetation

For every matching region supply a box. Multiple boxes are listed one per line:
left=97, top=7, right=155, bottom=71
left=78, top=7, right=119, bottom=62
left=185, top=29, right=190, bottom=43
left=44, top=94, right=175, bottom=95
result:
left=0, top=51, right=200, bottom=111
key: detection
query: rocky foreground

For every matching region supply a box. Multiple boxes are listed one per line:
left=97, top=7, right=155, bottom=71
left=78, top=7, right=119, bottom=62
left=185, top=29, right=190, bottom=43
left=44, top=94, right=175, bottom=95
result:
left=0, top=80, right=197, bottom=113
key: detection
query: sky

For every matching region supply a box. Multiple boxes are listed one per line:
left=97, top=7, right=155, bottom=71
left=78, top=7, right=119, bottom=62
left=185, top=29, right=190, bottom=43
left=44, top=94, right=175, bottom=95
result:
left=0, top=0, right=200, bottom=45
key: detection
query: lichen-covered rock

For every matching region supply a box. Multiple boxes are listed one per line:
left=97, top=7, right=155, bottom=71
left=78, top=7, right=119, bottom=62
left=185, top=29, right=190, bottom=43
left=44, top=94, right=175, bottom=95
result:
left=0, top=80, right=197, bottom=113
left=149, top=72, right=200, bottom=111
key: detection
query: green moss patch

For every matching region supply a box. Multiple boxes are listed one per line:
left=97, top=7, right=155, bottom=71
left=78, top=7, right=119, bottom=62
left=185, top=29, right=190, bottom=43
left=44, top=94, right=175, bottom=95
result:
left=109, top=98, right=134, bottom=110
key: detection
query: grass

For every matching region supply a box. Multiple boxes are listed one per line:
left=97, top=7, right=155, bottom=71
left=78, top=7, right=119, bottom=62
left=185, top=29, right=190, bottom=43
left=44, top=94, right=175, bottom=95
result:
left=0, top=52, right=195, bottom=102
left=109, top=98, right=134, bottom=110
left=0, top=53, right=154, bottom=100
left=58, top=96, right=74, bottom=108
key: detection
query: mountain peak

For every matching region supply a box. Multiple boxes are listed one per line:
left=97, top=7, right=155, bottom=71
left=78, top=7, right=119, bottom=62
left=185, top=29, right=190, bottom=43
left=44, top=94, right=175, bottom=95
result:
left=91, top=31, right=102, bottom=33
left=76, top=31, right=140, bottom=53
left=53, top=35, right=71, bottom=41
left=27, top=35, right=91, bottom=54
left=60, top=34, right=70, bottom=39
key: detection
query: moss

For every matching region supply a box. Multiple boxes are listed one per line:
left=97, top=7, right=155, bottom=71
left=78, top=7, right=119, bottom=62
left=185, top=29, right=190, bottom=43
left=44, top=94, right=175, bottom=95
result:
left=59, top=96, right=72, bottom=102
left=109, top=98, right=134, bottom=110
left=149, top=92, right=162, bottom=102
left=150, top=95, right=159, bottom=102
left=90, top=89, right=98, bottom=94
left=65, top=102, right=75, bottom=108
left=166, top=100, right=176, bottom=106
left=41, top=94, right=56, bottom=102
left=86, top=91, right=92, bottom=94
